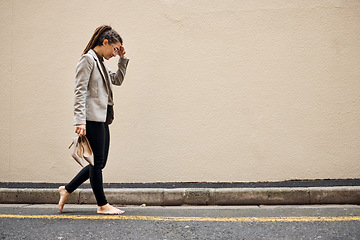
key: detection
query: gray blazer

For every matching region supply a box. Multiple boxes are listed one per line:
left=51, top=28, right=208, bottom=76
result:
left=73, top=49, right=129, bottom=125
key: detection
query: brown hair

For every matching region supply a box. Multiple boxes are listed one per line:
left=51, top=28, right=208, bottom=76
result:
left=82, top=25, right=123, bottom=54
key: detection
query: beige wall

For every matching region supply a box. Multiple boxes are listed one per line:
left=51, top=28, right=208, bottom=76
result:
left=0, top=0, right=359, bottom=183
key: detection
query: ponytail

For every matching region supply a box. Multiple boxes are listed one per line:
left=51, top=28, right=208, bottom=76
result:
left=82, top=25, right=123, bottom=55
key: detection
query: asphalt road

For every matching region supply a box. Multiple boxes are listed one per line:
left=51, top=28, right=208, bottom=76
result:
left=0, top=204, right=359, bottom=239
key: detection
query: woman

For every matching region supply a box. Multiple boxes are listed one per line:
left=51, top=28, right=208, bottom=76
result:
left=58, top=25, right=129, bottom=215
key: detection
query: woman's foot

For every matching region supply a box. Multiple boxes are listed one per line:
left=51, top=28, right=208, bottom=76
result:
left=97, top=203, right=125, bottom=215
left=58, top=186, right=70, bottom=213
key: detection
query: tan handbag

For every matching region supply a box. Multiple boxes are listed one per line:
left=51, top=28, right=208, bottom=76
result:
left=68, top=136, right=94, bottom=167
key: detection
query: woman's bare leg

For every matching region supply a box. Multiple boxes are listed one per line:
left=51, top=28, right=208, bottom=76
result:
left=58, top=186, right=70, bottom=213
left=97, top=203, right=125, bottom=215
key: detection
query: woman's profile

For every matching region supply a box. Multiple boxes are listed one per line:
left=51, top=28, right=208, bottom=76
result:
left=58, top=25, right=129, bottom=215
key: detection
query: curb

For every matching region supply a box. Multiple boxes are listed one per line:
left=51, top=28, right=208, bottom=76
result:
left=0, top=187, right=359, bottom=205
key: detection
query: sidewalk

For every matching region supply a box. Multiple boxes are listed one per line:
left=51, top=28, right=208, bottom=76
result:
left=0, top=180, right=359, bottom=205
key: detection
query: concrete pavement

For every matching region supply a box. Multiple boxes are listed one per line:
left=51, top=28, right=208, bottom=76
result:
left=0, top=186, right=359, bottom=205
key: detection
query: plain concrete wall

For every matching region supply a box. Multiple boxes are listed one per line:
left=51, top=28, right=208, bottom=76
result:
left=0, top=0, right=359, bottom=183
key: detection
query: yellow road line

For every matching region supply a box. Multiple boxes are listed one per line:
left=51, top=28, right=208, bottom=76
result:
left=0, top=214, right=359, bottom=222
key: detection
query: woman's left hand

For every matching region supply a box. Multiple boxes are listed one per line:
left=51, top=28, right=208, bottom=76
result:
left=75, top=124, right=86, bottom=137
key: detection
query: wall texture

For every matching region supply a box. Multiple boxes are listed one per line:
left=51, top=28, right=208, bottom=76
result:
left=0, top=0, right=359, bottom=183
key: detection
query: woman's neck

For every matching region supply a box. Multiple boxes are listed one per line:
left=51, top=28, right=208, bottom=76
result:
left=93, top=46, right=104, bottom=58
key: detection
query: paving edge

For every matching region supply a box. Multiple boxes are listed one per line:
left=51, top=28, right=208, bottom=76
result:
left=0, top=187, right=359, bottom=205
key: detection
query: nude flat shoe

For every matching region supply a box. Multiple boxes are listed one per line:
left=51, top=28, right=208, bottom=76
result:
left=68, top=136, right=86, bottom=167
left=81, top=136, right=94, bottom=166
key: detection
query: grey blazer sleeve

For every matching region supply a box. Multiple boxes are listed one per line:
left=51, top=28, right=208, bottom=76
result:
left=73, top=54, right=94, bottom=125
left=108, top=57, right=129, bottom=86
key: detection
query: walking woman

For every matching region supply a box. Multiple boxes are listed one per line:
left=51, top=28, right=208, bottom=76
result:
left=58, top=25, right=129, bottom=215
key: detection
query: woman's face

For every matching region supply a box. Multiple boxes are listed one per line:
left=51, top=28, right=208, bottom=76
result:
left=103, top=41, right=122, bottom=60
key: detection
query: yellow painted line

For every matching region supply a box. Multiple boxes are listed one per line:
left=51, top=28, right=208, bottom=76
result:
left=0, top=214, right=359, bottom=222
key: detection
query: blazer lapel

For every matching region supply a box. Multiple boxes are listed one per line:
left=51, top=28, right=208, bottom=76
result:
left=88, top=49, right=110, bottom=90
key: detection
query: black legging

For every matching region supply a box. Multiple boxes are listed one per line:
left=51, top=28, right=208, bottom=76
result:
left=65, top=120, right=110, bottom=206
